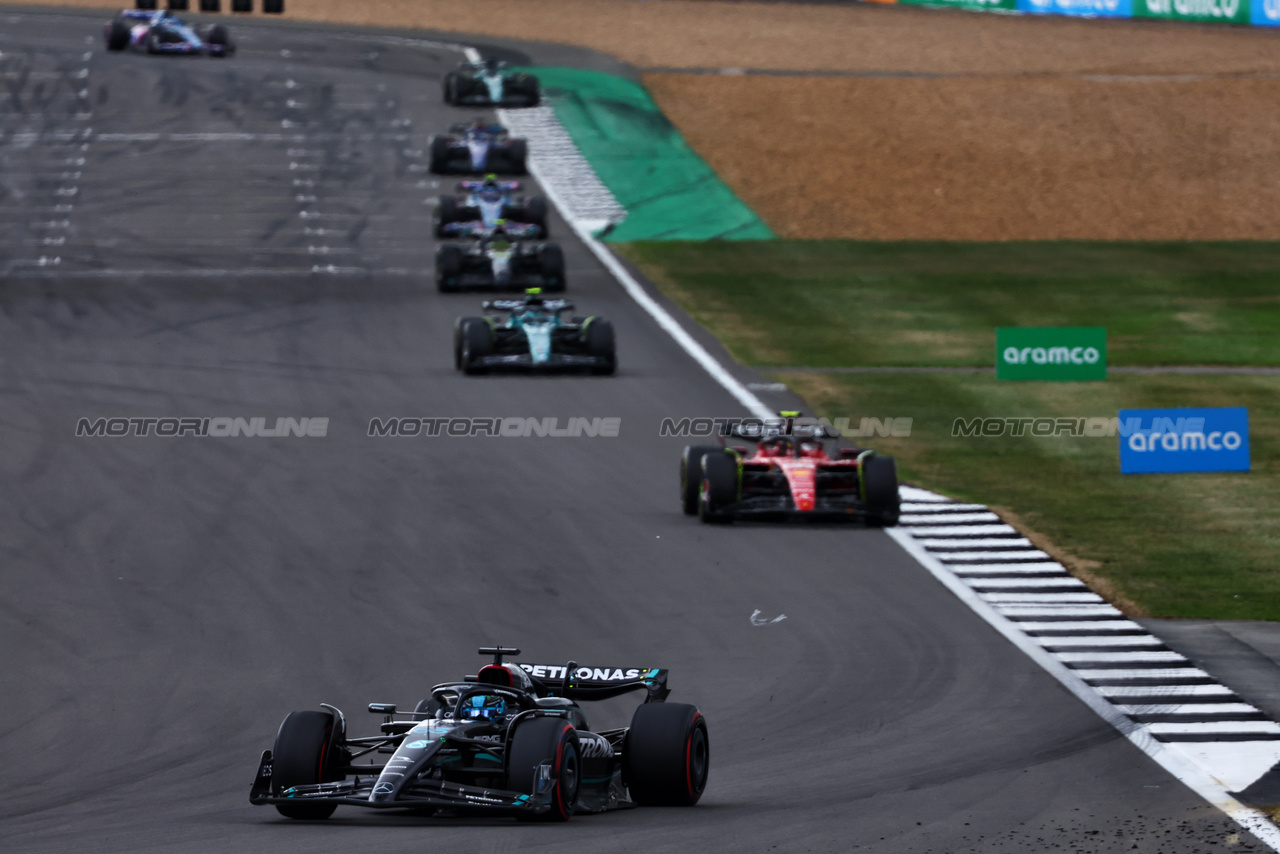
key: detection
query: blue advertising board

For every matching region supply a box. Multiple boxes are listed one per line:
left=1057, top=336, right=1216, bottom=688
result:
left=1118, top=407, right=1250, bottom=474
left=1017, top=0, right=1132, bottom=16
left=1252, top=0, right=1280, bottom=24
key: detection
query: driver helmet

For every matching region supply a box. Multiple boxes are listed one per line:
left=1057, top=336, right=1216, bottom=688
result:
left=488, top=221, right=511, bottom=251
left=479, top=175, right=502, bottom=202
left=462, top=694, right=507, bottom=722
left=484, top=58, right=501, bottom=73
left=799, top=441, right=824, bottom=458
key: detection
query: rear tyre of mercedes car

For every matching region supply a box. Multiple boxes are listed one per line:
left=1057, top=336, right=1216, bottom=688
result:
left=436, top=244, right=463, bottom=292
left=507, top=717, right=580, bottom=821
left=459, top=318, right=493, bottom=374
left=105, top=20, right=130, bottom=51
left=584, top=319, right=616, bottom=375
left=698, top=452, right=738, bottom=524
left=860, top=453, right=900, bottom=527
left=538, top=244, right=565, bottom=292
left=625, top=703, right=709, bottom=807
left=680, top=446, right=720, bottom=515
left=271, top=710, right=344, bottom=820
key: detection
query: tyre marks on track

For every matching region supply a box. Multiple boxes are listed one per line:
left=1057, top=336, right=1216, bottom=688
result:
left=894, top=486, right=1280, bottom=812
left=0, top=36, right=94, bottom=274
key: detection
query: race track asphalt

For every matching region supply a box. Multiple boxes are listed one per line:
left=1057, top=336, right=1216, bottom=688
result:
left=0, top=8, right=1270, bottom=852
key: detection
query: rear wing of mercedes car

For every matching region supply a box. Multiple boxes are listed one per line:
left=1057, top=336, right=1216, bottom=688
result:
left=517, top=661, right=671, bottom=703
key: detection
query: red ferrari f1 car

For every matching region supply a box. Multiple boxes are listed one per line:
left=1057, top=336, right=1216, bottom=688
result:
left=680, top=412, right=900, bottom=526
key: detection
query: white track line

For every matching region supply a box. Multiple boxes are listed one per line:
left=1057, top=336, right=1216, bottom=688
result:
left=889, top=528, right=1280, bottom=848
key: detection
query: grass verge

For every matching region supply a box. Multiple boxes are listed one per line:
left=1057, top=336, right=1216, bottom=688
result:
left=619, top=241, right=1280, bottom=621
left=621, top=241, right=1280, bottom=367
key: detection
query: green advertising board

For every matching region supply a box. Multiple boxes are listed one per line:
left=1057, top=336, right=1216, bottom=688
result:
left=1132, top=0, right=1247, bottom=22
left=996, top=327, right=1107, bottom=381
left=899, top=0, right=1018, bottom=10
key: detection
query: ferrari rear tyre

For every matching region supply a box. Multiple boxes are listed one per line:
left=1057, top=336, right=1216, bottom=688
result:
left=507, top=717, right=580, bottom=821
left=584, top=319, right=615, bottom=375
left=271, top=710, right=344, bottom=820
left=680, top=446, right=720, bottom=515
left=625, top=703, right=708, bottom=807
left=698, top=452, right=738, bottom=524
left=860, top=453, right=900, bottom=527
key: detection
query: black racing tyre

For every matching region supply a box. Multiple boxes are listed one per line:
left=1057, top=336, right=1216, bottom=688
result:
left=538, top=244, right=565, bottom=292
left=435, top=195, right=458, bottom=237
left=515, top=74, right=541, bottom=106
left=506, top=139, right=528, bottom=175
left=436, top=244, right=463, bottom=292
left=698, top=452, right=738, bottom=524
left=460, top=318, right=493, bottom=374
left=525, top=196, right=548, bottom=232
left=584, top=319, right=615, bottom=375
left=106, top=20, right=130, bottom=51
left=454, top=316, right=487, bottom=370
left=506, top=717, right=580, bottom=821
left=625, top=703, right=709, bottom=807
left=271, top=710, right=344, bottom=820
left=680, top=446, right=720, bottom=515
left=429, top=136, right=452, bottom=174
left=860, top=453, right=900, bottom=527
left=442, top=71, right=459, bottom=105
left=206, top=24, right=230, bottom=51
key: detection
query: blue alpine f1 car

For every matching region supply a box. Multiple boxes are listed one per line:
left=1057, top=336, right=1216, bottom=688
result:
left=104, top=10, right=234, bottom=57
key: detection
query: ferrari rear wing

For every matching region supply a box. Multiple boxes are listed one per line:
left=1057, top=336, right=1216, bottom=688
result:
left=517, top=662, right=671, bottom=703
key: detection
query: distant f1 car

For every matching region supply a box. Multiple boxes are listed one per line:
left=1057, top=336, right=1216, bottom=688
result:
left=443, top=59, right=540, bottom=107
left=104, top=10, right=233, bottom=57
left=250, top=646, right=707, bottom=821
left=430, top=121, right=528, bottom=175
left=682, top=412, right=900, bottom=525
left=435, top=177, right=548, bottom=238
left=455, top=290, right=616, bottom=375
left=436, top=223, right=565, bottom=293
